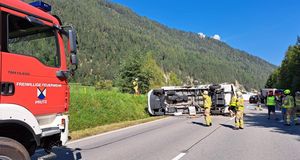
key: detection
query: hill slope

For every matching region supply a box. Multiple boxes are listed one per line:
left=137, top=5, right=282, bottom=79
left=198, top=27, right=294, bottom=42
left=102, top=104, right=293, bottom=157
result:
left=31, top=0, right=275, bottom=89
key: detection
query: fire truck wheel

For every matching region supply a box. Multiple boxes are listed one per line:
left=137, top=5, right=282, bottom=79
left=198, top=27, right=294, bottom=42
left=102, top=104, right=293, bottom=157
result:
left=0, top=137, right=30, bottom=160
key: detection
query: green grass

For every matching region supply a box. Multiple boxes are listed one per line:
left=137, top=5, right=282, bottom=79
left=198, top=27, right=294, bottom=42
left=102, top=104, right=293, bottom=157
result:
left=69, top=84, right=150, bottom=131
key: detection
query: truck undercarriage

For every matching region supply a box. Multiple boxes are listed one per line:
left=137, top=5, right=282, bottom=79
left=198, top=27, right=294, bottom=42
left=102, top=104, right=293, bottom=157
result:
left=148, top=84, right=236, bottom=116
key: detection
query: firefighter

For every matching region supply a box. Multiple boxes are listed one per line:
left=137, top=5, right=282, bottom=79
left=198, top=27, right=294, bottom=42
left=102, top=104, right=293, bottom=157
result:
left=202, top=90, right=212, bottom=126
left=294, top=91, right=300, bottom=125
left=133, top=78, right=139, bottom=95
left=235, top=91, right=244, bottom=129
left=229, top=94, right=237, bottom=117
left=281, top=94, right=287, bottom=122
left=282, top=89, right=295, bottom=126
left=266, top=91, right=276, bottom=120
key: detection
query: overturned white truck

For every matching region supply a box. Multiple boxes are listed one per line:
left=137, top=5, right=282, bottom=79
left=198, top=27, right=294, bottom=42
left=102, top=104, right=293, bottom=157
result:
left=148, top=83, right=237, bottom=116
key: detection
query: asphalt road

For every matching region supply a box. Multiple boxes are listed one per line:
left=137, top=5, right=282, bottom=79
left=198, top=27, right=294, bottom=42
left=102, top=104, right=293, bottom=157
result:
left=32, top=103, right=300, bottom=160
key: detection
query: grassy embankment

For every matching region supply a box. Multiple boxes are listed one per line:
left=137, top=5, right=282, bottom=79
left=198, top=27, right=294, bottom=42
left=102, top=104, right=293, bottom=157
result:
left=68, top=84, right=162, bottom=140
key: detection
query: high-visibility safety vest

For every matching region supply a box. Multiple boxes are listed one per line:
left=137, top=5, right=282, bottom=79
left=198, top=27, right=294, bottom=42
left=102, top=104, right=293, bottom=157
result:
left=266, top=96, right=276, bottom=106
left=203, top=95, right=212, bottom=109
left=230, top=96, right=237, bottom=107
left=282, top=95, right=294, bottom=109
left=295, top=96, right=300, bottom=108
left=236, top=97, right=244, bottom=111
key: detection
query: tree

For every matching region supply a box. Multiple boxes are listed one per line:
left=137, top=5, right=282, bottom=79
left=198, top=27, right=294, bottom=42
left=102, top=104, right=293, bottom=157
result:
left=142, top=52, right=165, bottom=89
left=266, top=39, right=300, bottom=93
left=116, top=53, right=151, bottom=94
left=169, top=72, right=181, bottom=86
left=265, top=69, right=279, bottom=88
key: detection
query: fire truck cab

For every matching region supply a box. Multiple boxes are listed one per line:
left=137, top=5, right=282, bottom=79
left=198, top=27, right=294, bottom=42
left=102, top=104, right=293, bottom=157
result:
left=0, top=1, right=77, bottom=159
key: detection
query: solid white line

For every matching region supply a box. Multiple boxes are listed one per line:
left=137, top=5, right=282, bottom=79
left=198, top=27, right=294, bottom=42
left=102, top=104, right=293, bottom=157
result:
left=172, top=153, right=186, bottom=160
left=67, top=117, right=170, bottom=145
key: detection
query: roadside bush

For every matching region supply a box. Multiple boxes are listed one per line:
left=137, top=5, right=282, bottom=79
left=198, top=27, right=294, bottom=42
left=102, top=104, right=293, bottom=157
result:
left=69, top=85, right=150, bottom=131
left=95, top=80, right=113, bottom=90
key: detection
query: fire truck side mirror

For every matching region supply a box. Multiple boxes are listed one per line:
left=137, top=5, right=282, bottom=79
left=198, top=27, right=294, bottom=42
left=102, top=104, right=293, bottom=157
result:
left=68, top=29, right=77, bottom=54
left=71, top=53, right=78, bottom=65
left=62, top=26, right=78, bottom=74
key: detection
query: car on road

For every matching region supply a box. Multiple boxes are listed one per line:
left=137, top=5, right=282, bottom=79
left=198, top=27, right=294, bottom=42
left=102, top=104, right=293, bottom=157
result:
left=249, top=95, right=259, bottom=104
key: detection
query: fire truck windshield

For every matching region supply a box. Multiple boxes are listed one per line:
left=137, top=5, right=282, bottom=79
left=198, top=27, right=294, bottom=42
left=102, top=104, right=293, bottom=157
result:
left=7, top=14, right=60, bottom=68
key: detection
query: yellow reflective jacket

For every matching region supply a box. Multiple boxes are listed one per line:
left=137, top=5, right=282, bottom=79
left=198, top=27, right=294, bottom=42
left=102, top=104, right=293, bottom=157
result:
left=282, top=95, right=294, bottom=109
left=236, top=97, right=244, bottom=111
left=230, top=96, right=237, bottom=107
left=203, top=95, right=212, bottom=109
left=133, top=80, right=138, bottom=86
left=133, top=80, right=138, bottom=89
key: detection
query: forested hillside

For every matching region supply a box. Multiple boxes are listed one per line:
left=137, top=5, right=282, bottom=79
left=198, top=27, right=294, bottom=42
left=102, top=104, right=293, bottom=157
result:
left=265, top=38, right=300, bottom=93
left=27, top=0, right=275, bottom=90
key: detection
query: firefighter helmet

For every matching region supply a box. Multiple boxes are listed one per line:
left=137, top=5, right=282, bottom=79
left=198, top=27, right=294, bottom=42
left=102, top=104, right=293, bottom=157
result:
left=284, top=89, right=291, bottom=95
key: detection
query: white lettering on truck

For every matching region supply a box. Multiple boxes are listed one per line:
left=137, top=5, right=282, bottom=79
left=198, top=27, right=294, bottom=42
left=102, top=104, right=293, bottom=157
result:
left=16, top=82, right=62, bottom=88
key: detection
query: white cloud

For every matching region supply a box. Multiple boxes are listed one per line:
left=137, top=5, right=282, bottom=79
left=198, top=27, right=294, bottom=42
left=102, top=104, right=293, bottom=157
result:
left=212, top=34, right=221, bottom=41
left=198, top=32, right=206, bottom=39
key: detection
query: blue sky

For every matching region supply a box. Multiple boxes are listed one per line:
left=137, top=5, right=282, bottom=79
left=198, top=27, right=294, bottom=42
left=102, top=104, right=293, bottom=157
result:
left=111, top=0, right=300, bottom=65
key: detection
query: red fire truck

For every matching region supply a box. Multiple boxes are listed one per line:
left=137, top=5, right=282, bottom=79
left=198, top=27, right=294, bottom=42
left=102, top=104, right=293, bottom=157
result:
left=0, top=0, right=77, bottom=159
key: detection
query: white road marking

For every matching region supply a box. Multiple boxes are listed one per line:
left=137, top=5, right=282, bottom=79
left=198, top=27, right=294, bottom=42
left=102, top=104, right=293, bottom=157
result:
left=172, top=153, right=186, bottom=160
left=230, top=116, right=235, bottom=120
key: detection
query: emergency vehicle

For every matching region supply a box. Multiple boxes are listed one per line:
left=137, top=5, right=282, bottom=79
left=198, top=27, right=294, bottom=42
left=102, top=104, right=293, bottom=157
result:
left=0, top=1, right=77, bottom=159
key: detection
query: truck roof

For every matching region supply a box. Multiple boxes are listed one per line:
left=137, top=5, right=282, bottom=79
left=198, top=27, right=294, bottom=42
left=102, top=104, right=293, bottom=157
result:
left=0, top=0, right=59, bottom=25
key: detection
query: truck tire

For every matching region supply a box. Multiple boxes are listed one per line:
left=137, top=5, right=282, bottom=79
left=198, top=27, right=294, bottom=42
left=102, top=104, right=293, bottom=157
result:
left=209, top=84, right=221, bottom=90
left=0, top=137, right=30, bottom=160
left=182, top=95, right=188, bottom=102
left=153, top=89, right=164, bottom=96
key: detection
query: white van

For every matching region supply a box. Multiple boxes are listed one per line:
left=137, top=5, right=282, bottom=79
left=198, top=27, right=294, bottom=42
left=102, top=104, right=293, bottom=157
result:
left=147, top=83, right=237, bottom=115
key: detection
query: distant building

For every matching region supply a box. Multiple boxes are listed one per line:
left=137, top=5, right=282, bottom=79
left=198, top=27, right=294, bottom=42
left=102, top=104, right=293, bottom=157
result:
left=198, top=32, right=206, bottom=39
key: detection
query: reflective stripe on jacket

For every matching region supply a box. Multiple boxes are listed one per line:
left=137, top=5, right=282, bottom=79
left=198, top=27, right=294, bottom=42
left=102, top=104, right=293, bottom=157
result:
left=266, top=96, right=276, bottom=106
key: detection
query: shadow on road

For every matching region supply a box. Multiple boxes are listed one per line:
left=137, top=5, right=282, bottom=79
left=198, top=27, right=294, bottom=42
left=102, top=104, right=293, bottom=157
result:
left=192, top=121, right=208, bottom=127
left=31, top=147, right=82, bottom=160
left=244, top=109, right=300, bottom=139
left=220, top=123, right=236, bottom=130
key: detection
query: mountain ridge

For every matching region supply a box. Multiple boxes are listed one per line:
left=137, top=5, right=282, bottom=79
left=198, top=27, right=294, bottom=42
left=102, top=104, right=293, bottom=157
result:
left=27, top=0, right=276, bottom=89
